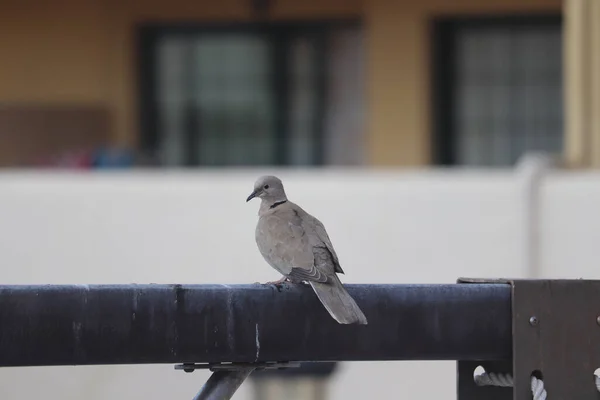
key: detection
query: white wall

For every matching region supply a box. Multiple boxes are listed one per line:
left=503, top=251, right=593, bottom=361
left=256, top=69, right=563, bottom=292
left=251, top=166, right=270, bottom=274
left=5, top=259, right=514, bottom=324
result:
left=0, top=166, right=596, bottom=400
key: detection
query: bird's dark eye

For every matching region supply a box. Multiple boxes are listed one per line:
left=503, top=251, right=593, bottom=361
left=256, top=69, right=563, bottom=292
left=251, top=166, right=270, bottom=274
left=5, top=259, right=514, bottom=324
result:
left=263, top=185, right=269, bottom=189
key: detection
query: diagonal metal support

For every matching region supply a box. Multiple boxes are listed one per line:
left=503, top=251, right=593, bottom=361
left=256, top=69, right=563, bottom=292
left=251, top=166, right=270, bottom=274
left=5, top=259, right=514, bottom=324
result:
left=192, top=368, right=255, bottom=400
left=176, top=362, right=301, bottom=400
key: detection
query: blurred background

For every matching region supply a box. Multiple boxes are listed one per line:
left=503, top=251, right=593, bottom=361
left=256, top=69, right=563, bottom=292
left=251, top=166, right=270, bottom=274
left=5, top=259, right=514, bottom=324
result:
left=0, top=0, right=599, bottom=398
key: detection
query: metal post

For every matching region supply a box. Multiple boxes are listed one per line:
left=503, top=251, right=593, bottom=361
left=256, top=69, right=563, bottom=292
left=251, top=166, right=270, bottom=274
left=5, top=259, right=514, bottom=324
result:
left=510, top=279, right=600, bottom=399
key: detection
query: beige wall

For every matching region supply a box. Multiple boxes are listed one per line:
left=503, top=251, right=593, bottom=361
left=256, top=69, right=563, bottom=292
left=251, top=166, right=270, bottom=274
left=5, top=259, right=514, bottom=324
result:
left=0, top=0, right=561, bottom=165
left=563, top=0, right=600, bottom=168
left=0, top=2, right=110, bottom=104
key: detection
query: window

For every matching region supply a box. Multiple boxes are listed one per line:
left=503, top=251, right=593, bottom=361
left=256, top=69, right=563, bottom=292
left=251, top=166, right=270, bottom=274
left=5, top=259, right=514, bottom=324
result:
left=138, top=22, right=364, bottom=167
left=433, top=15, right=563, bottom=166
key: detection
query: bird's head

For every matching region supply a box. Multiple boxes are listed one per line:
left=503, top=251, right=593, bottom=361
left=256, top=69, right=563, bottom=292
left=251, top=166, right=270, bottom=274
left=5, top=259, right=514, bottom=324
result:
left=246, top=175, right=287, bottom=203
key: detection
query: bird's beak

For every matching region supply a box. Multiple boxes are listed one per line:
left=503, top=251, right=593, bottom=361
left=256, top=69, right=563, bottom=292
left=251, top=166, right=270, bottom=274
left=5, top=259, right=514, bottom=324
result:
left=246, top=190, right=258, bottom=202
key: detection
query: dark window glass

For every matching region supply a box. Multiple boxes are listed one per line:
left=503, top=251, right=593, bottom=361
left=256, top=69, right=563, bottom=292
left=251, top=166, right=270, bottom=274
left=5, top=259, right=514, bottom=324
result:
left=140, top=23, right=365, bottom=167
left=434, top=16, right=563, bottom=166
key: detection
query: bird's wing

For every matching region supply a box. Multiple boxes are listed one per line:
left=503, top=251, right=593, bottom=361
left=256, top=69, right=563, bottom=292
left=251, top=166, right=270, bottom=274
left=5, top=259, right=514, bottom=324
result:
left=256, top=207, right=331, bottom=283
left=302, top=212, right=345, bottom=274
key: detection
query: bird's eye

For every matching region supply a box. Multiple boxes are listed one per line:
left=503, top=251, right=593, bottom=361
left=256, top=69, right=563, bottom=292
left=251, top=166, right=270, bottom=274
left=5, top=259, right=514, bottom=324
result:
left=263, top=185, right=269, bottom=189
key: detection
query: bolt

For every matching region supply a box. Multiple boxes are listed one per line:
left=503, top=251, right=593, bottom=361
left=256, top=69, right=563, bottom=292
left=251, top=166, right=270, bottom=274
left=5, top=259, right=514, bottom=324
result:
left=529, top=316, right=539, bottom=326
left=596, top=316, right=600, bottom=326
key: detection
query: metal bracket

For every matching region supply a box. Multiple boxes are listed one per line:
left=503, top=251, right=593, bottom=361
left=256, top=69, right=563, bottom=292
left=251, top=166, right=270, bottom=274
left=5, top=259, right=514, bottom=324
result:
left=175, top=361, right=301, bottom=373
left=457, top=278, right=600, bottom=400
left=175, top=362, right=300, bottom=400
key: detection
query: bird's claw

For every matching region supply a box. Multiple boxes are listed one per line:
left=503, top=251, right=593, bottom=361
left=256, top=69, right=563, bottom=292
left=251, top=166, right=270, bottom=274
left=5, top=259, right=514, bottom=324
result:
left=264, top=277, right=290, bottom=286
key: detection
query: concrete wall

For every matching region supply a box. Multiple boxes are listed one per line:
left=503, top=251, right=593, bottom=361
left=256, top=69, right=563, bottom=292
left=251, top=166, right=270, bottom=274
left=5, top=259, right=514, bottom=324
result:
left=0, top=166, right=596, bottom=399
left=0, top=0, right=560, bottom=165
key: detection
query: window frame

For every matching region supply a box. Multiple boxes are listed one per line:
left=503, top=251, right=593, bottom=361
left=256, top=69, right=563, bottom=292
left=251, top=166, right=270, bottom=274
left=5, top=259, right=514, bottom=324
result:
left=137, top=19, right=360, bottom=166
left=431, top=13, right=563, bottom=166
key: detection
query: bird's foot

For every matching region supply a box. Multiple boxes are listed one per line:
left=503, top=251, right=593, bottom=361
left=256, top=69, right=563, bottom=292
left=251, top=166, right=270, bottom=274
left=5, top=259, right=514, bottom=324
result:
left=264, top=276, right=290, bottom=286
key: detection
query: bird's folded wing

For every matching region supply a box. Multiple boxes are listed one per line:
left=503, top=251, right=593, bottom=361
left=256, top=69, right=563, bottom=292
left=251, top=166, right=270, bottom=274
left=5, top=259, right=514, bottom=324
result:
left=260, top=212, right=331, bottom=283
left=304, top=215, right=344, bottom=274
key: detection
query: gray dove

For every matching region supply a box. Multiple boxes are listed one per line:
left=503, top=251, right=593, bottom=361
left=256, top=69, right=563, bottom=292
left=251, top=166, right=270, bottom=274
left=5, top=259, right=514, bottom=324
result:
left=246, top=175, right=368, bottom=325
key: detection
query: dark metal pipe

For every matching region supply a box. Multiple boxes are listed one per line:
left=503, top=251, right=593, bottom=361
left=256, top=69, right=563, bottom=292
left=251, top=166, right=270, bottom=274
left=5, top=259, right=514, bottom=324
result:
left=0, top=283, right=512, bottom=366
left=192, top=368, right=255, bottom=400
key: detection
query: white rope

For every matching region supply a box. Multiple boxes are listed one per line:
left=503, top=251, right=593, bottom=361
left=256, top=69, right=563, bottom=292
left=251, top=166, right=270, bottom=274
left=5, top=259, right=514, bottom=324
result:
left=473, top=372, right=545, bottom=399
left=474, top=371, right=546, bottom=400
left=475, top=369, right=600, bottom=398
left=530, top=376, right=547, bottom=400
left=474, top=371, right=513, bottom=387
left=475, top=371, right=600, bottom=398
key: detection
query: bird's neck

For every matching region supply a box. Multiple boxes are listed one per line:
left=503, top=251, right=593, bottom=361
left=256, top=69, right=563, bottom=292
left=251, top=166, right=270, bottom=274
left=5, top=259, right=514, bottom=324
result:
left=259, top=197, right=288, bottom=215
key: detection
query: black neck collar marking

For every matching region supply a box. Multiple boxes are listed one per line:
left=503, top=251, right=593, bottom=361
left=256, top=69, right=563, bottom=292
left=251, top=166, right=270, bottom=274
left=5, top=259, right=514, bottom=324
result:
left=270, top=200, right=287, bottom=209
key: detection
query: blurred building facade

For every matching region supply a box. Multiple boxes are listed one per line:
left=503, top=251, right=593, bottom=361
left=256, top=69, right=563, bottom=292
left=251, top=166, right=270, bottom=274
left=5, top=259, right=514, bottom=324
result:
left=1, top=0, right=597, bottom=168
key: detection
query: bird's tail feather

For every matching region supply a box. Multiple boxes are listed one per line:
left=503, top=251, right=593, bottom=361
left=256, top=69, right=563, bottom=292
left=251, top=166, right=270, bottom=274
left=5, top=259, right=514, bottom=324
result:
left=309, top=276, right=368, bottom=325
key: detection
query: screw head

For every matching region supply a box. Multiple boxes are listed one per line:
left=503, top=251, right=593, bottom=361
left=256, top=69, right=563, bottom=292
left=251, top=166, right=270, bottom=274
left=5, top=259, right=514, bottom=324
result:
left=529, top=316, right=539, bottom=326
left=596, top=316, right=600, bottom=326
